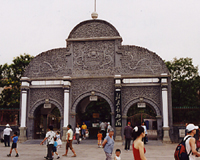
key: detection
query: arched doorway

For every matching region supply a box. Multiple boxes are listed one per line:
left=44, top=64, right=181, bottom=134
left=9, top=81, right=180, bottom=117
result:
left=123, top=98, right=162, bottom=140
left=76, top=96, right=111, bottom=139
left=34, top=104, right=61, bottom=139
left=127, top=103, right=157, bottom=140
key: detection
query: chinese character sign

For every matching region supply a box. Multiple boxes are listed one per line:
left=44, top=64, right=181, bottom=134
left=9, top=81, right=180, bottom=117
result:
left=115, top=91, right=122, bottom=127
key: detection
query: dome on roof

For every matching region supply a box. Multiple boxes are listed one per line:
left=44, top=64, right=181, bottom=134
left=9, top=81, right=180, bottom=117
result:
left=68, top=19, right=120, bottom=39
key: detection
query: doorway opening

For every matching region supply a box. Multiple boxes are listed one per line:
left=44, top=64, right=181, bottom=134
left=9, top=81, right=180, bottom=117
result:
left=127, top=103, right=157, bottom=140
left=34, top=104, right=61, bottom=139
left=76, top=96, right=111, bottom=139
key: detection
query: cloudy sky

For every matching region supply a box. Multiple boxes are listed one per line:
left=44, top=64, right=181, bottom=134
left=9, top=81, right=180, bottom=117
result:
left=0, top=0, right=200, bottom=72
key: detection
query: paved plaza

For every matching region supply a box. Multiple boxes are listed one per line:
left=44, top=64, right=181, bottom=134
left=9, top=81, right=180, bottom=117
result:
left=0, top=140, right=178, bottom=160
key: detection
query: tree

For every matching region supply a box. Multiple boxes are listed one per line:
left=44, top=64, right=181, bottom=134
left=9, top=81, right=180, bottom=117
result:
left=165, top=57, right=200, bottom=123
left=0, top=54, right=34, bottom=109
left=165, top=57, right=198, bottom=81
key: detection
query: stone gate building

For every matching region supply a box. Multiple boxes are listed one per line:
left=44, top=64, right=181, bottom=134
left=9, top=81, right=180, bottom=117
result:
left=19, top=17, right=172, bottom=142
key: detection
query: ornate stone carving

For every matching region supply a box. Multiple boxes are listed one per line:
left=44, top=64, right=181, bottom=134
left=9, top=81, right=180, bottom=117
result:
left=71, top=92, right=114, bottom=113
left=72, top=41, right=115, bottom=76
left=29, top=88, right=64, bottom=111
left=122, top=98, right=161, bottom=116
left=116, top=45, right=169, bottom=75
left=121, top=86, right=161, bottom=115
left=71, top=78, right=114, bottom=106
left=29, top=99, right=63, bottom=117
left=24, top=48, right=72, bottom=78
left=68, top=20, right=120, bottom=39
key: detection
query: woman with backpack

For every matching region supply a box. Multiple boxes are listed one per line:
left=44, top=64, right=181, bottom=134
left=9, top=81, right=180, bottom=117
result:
left=132, top=126, right=147, bottom=160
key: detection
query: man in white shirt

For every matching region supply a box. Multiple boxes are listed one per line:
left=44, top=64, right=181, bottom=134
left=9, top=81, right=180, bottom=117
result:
left=141, top=122, right=148, bottom=144
left=185, top=124, right=200, bottom=160
left=100, top=121, right=107, bottom=140
left=3, top=124, right=12, bottom=147
left=62, top=124, right=76, bottom=157
left=40, top=126, right=55, bottom=160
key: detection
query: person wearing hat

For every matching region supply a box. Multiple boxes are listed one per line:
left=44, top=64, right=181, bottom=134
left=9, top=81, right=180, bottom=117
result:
left=184, top=123, right=200, bottom=159
left=3, top=124, right=12, bottom=147
left=124, top=122, right=133, bottom=151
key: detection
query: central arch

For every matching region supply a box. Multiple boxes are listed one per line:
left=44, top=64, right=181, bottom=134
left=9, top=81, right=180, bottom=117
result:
left=71, top=91, right=115, bottom=137
left=71, top=91, right=114, bottom=113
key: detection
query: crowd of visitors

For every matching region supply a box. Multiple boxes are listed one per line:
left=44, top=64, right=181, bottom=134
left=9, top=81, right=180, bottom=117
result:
left=4, top=121, right=200, bottom=160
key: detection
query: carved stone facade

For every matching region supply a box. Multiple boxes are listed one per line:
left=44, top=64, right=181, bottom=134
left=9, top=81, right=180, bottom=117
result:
left=71, top=78, right=114, bottom=106
left=121, top=86, right=161, bottom=115
left=68, top=20, right=120, bottom=38
left=20, top=19, right=172, bottom=142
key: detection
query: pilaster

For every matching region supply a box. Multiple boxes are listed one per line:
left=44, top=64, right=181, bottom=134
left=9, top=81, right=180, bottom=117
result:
left=114, top=75, right=122, bottom=141
left=19, top=77, right=30, bottom=142
left=161, top=75, right=171, bottom=143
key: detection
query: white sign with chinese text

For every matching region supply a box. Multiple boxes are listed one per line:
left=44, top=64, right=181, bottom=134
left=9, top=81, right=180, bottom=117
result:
left=90, top=96, right=98, bottom=101
left=137, top=103, right=146, bottom=108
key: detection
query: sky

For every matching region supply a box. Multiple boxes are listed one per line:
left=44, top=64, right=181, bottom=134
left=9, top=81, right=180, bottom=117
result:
left=0, top=0, right=200, bottom=72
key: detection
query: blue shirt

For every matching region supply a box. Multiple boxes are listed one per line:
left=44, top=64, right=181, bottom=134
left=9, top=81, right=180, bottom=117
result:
left=13, top=136, right=18, bottom=143
left=104, top=135, right=114, bottom=154
left=54, top=141, right=58, bottom=147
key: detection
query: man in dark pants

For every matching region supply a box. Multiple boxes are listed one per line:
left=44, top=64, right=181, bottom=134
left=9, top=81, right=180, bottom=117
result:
left=3, top=124, right=12, bottom=147
left=40, top=126, right=55, bottom=160
left=124, top=122, right=133, bottom=151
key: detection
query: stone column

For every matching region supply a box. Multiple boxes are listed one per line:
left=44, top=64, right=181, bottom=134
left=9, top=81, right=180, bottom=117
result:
left=62, top=76, right=71, bottom=141
left=161, top=79, right=171, bottom=143
left=19, top=77, right=30, bottom=142
left=114, top=75, right=122, bottom=141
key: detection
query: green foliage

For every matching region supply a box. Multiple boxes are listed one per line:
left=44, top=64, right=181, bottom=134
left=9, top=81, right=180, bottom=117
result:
left=0, top=54, right=34, bottom=109
left=165, top=57, right=198, bottom=81
left=165, top=57, right=200, bottom=123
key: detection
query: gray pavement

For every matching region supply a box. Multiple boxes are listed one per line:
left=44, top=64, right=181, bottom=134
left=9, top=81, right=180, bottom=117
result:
left=1, top=140, right=178, bottom=160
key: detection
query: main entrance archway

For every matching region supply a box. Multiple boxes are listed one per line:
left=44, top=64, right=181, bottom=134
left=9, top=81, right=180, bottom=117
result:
left=71, top=92, right=115, bottom=139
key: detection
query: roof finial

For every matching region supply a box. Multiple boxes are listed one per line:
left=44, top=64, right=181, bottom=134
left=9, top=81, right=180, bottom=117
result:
left=91, top=0, right=98, bottom=19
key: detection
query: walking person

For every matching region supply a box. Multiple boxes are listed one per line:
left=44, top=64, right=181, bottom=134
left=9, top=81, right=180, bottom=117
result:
left=102, top=128, right=115, bottom=160
left=97, top=130, right=103, bottom=148
left=56, top=131, right=62, bottom=148
left=184, top=123, right=200, bottom=159
left=81, top=122, right=87, bottom=140
left=124, top=122, right=133, bottom=151
left=7, top=132, right=19, bottom=157
left=75, top=124, right=81, bottom=144
left=106, top=122, right=112, bottom=136
left=40, top=125, right=55, bottom=160
left=141, top=122, right=148, bottom=144
left=132, top=126, right=147, bottom=160
left=62, top=124, right=77, bottom=157
left=52, top=137, right=60, bottom=159
left=100, top=121, right=107, bottom=140
left=3, top=124, right=12, bottom=147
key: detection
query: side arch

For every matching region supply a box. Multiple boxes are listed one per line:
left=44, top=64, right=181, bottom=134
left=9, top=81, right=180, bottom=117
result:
left=122, top=98, right=161, bottom=116
left=27, top=98, right=63, bottom=139
left=71, top=91, right=114, bottom=113
left=29, top=98, right=63, bottom=118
